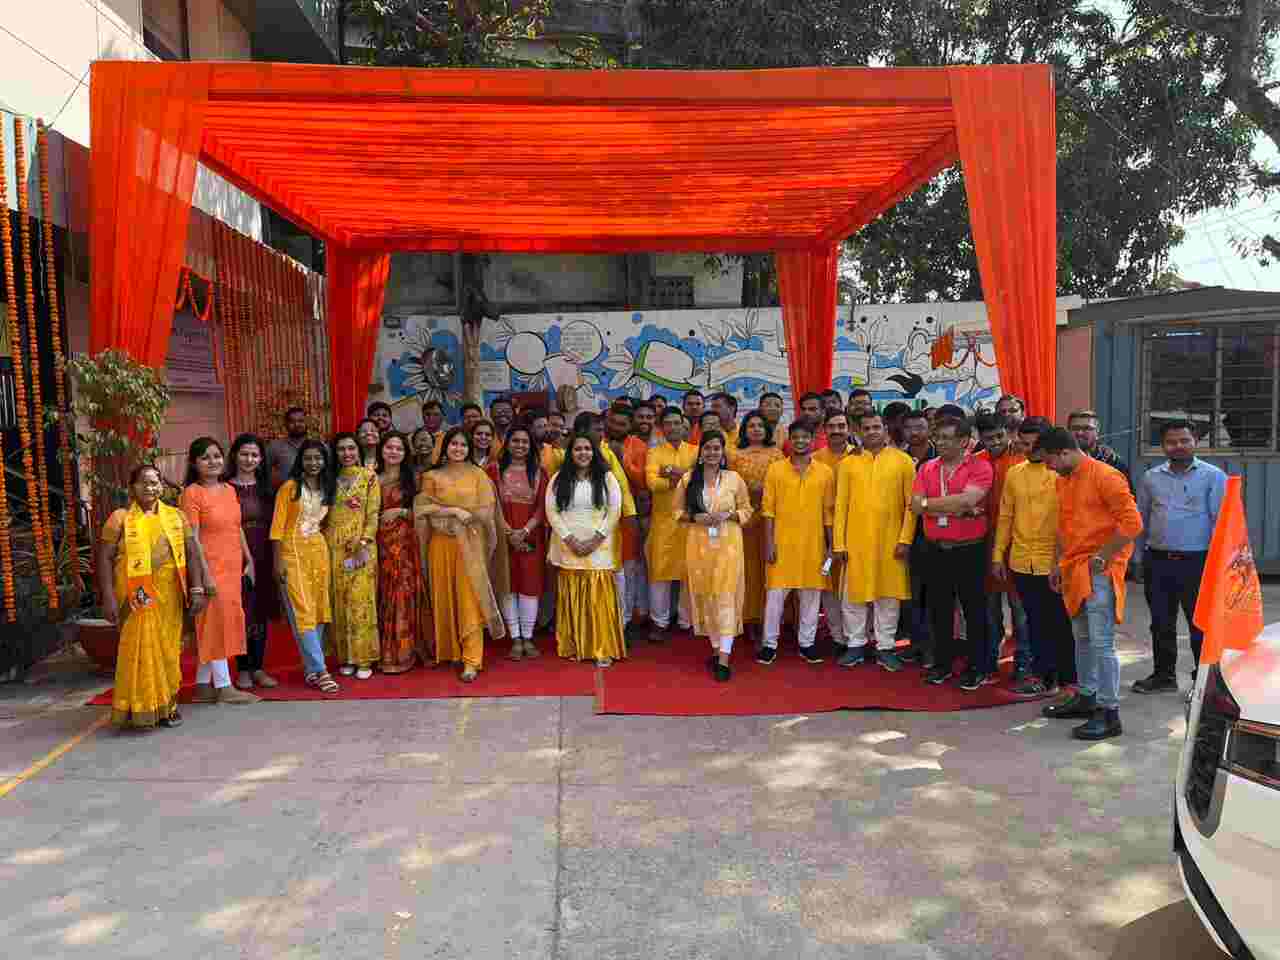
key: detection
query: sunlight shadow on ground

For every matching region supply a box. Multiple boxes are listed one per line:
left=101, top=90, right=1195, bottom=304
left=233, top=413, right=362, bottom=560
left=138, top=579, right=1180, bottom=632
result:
left=1108, top=899, right=1225, bottom=960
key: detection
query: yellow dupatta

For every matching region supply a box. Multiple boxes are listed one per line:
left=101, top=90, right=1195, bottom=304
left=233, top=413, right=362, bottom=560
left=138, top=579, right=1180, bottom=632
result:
left=123, top=501, right=187, bottom=611
left=414, top=463, right=507, bottom=640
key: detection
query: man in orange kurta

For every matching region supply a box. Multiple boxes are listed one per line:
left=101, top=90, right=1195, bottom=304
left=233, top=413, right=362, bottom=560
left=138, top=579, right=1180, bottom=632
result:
left=1039, top=427, right=1142, bottom=742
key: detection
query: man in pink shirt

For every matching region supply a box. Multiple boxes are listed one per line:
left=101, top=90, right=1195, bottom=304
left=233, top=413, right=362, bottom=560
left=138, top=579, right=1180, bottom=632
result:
left=910, top=415, right=995, bottom=690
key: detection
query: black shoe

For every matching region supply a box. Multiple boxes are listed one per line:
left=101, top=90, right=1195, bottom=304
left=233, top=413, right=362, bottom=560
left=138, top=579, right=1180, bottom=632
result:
left=1011, top=668, right=1032, bottom=687
left=898, top=646, right=923, bottom=664
left=1042, top=692, right=1096, bottom=719
left=1013, top=676, right=1049, bottom=697
left=648, top=625, right=667, bottom=644
left=958, top=669, right=991, bottom=691
left=837, top=647, right=868, bottom=668
left=159, top=710, right=183, bottom=728
left=1072, top=708, right=1122, bottom=741
left=799, top=645, right=825, bottom=664
left=1132, top=673, right=1178, bottom=694
left=877, top=652, right=905, bottom=673
left=756, top=646, right=778, bottom=665
left=713, top=663, right=731, bottom=683
left=706, top=655, right=719, bottom=672
left=924, top=666, right=954, bottom=685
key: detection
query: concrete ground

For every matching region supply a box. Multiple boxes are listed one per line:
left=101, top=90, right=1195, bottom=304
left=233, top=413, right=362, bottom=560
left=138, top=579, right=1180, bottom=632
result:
left=3, top=585, right=1274, bottom=960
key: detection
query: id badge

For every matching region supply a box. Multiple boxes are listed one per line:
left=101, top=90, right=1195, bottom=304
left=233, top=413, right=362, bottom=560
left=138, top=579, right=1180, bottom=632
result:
left=937, top=516, right=950, bottom=529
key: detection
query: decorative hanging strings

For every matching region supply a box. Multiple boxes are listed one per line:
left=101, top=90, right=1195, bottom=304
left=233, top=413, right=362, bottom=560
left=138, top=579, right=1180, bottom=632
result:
left=0, top=122, right=17, bottom=620
left=38, top=122, right=78, bottom=601
left=175, top=265, right=215, bottom=324
left=8, top=121, right=57, bottom=609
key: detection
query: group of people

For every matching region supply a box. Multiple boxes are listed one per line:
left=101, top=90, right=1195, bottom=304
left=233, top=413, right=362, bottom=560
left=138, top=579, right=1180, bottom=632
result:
left=101, top=384, right=1224, bottom=745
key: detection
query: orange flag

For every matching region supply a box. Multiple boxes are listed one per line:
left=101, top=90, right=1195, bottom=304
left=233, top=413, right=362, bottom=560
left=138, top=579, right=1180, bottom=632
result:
left=1193, top=476, right=1264, bottom=665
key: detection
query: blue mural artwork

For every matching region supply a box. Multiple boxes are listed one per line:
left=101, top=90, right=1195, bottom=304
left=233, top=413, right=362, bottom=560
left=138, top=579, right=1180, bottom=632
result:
left=373, top=304, right=1002, bottom=430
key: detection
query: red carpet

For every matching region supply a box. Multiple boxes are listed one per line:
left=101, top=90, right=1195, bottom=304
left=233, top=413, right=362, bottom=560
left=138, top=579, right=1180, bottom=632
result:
left=88, top=624, right=1036, bottom=715
left=593, top=635, right=1031, bottom=716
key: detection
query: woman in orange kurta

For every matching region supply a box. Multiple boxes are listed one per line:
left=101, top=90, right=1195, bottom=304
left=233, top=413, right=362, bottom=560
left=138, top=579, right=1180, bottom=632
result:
left=729, top=412, right=784, bottom=649
left=376, top=431, right=423, bottom=673
left=415, top=427, right=506, bottom=682
left=180, top=437, right=259, bottom=705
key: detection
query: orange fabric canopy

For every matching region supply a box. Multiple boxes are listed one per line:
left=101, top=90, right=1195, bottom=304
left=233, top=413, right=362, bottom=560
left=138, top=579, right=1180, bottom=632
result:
left=89, top=61, right=1057, bottom=429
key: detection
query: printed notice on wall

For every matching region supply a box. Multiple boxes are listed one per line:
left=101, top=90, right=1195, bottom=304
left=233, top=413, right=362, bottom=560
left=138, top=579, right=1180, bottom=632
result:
left=166, top=308, right=223, bottom=392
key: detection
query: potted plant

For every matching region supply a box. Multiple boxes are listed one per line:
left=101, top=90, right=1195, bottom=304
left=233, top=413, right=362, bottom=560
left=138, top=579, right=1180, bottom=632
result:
left=63, top=349, right=173, bottom=672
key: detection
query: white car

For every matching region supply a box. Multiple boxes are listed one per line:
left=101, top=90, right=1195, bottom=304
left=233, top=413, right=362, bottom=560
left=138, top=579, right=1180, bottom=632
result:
left=1175, top=621, right=1280, bottom=959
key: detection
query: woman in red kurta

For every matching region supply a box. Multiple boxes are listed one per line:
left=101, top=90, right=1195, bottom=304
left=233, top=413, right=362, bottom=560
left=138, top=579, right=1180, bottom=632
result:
left=376, top=432, right=423, bottom=673
left=487, top=425, right=548, bottom=659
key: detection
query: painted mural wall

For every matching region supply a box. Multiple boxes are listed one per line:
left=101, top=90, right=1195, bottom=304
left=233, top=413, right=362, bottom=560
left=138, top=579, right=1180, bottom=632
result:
left=371, top=303, right=1008, bottom=433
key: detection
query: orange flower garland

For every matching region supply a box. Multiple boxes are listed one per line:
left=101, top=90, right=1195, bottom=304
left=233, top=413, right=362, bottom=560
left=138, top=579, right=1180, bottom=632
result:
left=38, top=122, right=78, bottom=597
left=10, top=121, right=57, bottom=606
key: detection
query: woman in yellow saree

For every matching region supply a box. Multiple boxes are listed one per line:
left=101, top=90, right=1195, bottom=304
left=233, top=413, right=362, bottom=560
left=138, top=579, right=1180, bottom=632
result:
left=414, top=426, right=506, bottom=682
left=98, top=464, right=209, bottom=729
left=729, top=411, right=784, bottom=650
left=677, top=431, right=752, bottom=682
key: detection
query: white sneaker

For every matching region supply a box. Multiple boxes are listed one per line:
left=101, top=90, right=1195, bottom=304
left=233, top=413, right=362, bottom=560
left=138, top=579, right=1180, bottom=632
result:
left=356, top=667, right=373, bottom=680
left=338, top=664, right=356, bottom=676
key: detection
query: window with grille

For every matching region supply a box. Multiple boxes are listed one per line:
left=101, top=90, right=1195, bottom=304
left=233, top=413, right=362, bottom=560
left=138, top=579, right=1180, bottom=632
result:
left=646, top=276, right=695, bottom=309
left=1141, top=320, right=1279, bottom=452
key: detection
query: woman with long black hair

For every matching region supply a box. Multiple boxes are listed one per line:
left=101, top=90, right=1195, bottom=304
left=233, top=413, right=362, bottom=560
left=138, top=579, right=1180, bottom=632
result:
left=376, top=431, right=422, bottom=673
left=222, top=433, right=280, bottom=689
left=270, top=438, right=340, bottom=693
left=676, top=430, right=752, bottom=681
left=545, top=433, right=625, bottom=666
left=487, top=424, right=549, bottom=659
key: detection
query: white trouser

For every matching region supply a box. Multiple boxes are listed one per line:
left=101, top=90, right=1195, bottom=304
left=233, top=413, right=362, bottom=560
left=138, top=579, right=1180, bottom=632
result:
left=649, top=580, right=691, bottom=630
left=821, top=590, right=844, bottom=644
left=764, top=588, right=821, bottom=649
left=614, top=570, right=628, bottom=629
left=196, top=658, right=232, bottom=688
left=501, top=593, right=540, bottom=640
left=843, top=597, right=901, bottom=651
left=623, top=556, right=649, bottom=621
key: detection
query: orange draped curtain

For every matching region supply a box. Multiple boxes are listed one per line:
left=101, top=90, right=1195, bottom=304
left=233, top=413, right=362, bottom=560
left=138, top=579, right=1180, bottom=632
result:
left=326, top=246, right=390, bottom=433
left=775, top=246, right=839, bottom=400
left=950, top=65, right=1058, bottom=417
left=89, top=63, right=209, bottom=368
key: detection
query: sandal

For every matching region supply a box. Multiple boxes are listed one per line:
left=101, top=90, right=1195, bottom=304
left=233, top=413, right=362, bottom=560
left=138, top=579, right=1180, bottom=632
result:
left=252, top=670, right=279, bottom=688
left=522, top=640, right=540, bottom=659
left=459, top=668, right=478, bottom=683
left=508, top=643, right=524, bottom=661
left=338, top=664, right=356, bottom=676
left=306, top=671, right=341, bottom=694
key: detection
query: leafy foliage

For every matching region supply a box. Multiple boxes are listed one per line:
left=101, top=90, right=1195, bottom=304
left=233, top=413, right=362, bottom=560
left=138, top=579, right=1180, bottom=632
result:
left=633, top=0, right=1256, bottom=299
left=345, top=0, right=554, bottom=67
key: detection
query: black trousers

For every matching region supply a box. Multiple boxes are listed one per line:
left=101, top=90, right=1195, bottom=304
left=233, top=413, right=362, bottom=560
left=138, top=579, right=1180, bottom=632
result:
left=922, top=540, right=991, bottom=673
left=1012, top=572, right=1076, bottom=684
left=1145, top=549, right=1207, bottom=679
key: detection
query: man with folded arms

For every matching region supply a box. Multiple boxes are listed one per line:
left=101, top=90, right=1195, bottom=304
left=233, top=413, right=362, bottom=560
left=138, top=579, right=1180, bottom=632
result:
left=910, top=416, right=994, bottom=690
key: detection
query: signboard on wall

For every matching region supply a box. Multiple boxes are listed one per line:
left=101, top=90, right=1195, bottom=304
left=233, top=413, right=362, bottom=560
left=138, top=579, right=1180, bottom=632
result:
left=165, top=307, right=222, bottom=392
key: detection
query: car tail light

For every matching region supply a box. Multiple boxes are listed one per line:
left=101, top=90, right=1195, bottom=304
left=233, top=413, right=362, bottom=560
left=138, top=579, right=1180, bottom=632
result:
left=1186, top=666, right=1240, bottom=823
left=1229, top=720, right=1280, bottom=790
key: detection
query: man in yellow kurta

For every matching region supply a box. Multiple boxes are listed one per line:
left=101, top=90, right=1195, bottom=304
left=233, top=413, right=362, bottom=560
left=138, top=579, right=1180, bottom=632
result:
left=833, top=411, right=917, bottom=670
left=646, top=408, right=698, bottom=639
left=813, top=410, right=857, bottom=650
left=759, top=419, right=834, bottom=665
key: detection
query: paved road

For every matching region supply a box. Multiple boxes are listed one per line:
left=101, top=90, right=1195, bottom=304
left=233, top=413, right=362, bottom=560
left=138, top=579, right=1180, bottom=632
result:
left=3, top=586, right=1267, bottom=959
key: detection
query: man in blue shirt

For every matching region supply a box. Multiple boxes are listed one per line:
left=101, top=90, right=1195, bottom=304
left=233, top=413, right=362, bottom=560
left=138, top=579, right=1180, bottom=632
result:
left=1132, top=419, right=1227, bottom=693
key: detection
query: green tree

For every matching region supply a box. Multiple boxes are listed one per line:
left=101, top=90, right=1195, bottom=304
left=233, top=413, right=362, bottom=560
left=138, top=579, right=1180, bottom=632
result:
left=344, top=0, right=554, bottom=67
left=634, top=0, right=1255, bottom=299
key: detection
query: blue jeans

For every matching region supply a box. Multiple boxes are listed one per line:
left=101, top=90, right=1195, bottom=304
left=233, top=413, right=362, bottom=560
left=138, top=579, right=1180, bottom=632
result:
left=1071, top=574, right=1120, bottom=709
left=987, top=591, right=1030, bottom=673
left=282, top=591, right=328, bottom=675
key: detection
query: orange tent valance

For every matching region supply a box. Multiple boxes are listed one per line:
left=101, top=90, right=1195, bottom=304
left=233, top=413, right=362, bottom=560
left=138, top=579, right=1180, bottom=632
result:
left=88, top=61, right=1057, bottom=429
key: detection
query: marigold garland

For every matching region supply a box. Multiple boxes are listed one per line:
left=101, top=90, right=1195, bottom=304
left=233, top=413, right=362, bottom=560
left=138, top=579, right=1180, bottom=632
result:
left=10, top=120, right=57, bottom=607
left=38, top=122, right=78, bottom=600
left=175, top=266, right=215, bottom=324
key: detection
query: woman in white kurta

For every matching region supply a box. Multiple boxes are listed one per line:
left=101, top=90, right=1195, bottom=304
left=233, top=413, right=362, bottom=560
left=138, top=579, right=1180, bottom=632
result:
left=545, top=434, right=625, bottom=666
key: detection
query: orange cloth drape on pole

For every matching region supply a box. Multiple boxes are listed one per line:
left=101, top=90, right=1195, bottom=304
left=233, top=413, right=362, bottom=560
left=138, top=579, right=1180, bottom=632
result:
left=776, top=245, right=839, bottom=398
left=326, top=246, right=390, bottom=433
left=89, top=63, right=209, bottom=368
left=949, top=65, right=1058, bottom=418
left=1193, top=477, right=1263, bottom=666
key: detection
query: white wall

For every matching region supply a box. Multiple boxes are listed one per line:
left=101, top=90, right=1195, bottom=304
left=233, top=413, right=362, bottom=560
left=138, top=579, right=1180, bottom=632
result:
left=0, top=0, right=262, bottom=238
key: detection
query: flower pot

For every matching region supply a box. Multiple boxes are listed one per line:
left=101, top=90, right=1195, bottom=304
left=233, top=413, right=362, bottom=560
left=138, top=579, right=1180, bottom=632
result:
left=76, top=618, right=120, bottom=674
